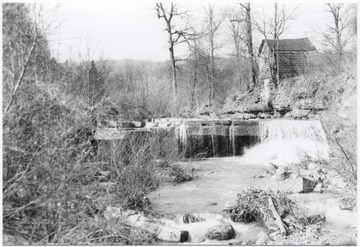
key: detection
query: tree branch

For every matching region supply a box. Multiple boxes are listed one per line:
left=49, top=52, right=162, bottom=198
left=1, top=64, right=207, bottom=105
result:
left=5, top=31, right=38, bottom=113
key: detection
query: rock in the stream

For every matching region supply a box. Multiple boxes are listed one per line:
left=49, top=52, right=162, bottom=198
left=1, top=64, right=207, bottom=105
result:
left=339, top=197, right=356, bottom=211
left=302, top=177, right=319, bottom=192
left=205, top=223, right=235, bottom=241
left=183, top=213, right=205, bottom=224
left=276, top=177, right=318, bottom=193
left=224, top=200, right=237, bottom=212
left=126, top=214, right=189, bottom=242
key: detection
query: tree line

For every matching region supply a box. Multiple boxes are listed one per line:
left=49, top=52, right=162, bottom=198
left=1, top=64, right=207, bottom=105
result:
left=155, top=2, right=357, bottom=114
left=1, top=2, right=357, bottom=244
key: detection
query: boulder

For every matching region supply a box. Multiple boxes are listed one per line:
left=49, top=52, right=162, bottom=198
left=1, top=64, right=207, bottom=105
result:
left=145, top=122, right=159, bottom=128
left=273, top=177, right=318, bottom=193
left=258, top=112, right=271, bottom=119
left=133, top=121, right=145, bottom=128
left=126, top=214, right=189, bottom=242
left=302, top=177, right=319, bottom=193
left=223, top=200, right=237, bottom=212
left=205, top=223, right=236, bottom=241
left=339, top=197, right=356, bottom=211
left=273, top=111, right=282, bottom=118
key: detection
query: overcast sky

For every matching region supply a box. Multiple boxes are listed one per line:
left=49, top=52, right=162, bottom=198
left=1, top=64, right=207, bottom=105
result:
left=41, top=2, right=355, bottom=62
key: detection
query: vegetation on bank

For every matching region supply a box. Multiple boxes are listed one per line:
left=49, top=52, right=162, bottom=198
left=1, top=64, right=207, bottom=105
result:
left=2, top=2, right=356, bottom=245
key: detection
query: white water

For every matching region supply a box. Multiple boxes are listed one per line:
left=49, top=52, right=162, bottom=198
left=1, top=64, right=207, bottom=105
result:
left=176, top=122, right=188, bottom=147
left=149, top=119, right=352, bottom=244
left=157, top=212, right=265, bottom=244
left=229, top=125, right=236, bottom=155
left=244, top=119, right=330, bottom=166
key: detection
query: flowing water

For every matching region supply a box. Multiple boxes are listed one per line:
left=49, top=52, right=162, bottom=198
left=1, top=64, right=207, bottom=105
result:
left=257, top=119, right=329, bottom=165
left=148, top=119, right=356, bottom=244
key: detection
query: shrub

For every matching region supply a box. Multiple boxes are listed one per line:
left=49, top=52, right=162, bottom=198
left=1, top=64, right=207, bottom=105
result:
left=169, top=164, right=194, bottom=183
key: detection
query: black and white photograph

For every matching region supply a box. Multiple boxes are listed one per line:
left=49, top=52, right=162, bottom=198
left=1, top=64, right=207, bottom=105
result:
left=2, top=1, right=357, bottom=245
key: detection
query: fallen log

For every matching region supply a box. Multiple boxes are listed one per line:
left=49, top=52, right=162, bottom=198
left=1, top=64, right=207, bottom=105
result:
left=267, top=197, right=287, bottom=236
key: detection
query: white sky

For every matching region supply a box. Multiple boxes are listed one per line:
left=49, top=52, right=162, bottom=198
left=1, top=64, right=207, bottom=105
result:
left=40, top=2, right=356, bottom=62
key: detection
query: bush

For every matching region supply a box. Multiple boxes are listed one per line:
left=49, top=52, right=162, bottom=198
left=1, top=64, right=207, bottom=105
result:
left=3, top=91, right=179, bottom=243
left=169, top=164, right=194, bottom=183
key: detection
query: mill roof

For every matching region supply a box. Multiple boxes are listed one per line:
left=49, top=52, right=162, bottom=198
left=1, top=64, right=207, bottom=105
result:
left=259, top=38, right=317, bottom=54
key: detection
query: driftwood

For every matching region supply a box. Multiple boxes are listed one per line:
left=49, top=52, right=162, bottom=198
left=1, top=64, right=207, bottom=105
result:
left=267, top=197, right=287, bottom=236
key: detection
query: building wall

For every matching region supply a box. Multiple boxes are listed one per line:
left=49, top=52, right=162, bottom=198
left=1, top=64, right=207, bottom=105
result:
left=259, top=43, right=310, bottom=81
left=277, top=51, right=309, bottom=78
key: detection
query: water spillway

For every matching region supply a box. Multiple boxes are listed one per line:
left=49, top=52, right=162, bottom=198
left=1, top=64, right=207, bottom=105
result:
left=175, top=119, right=329, bottom=162
left=94, top=118, right=329, bottom=163
left=175, top=120, right=260, bottom=158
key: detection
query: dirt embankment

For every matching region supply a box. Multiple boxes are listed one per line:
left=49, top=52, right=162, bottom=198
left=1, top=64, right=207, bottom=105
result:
left=220, top=71, right=356, bottom=122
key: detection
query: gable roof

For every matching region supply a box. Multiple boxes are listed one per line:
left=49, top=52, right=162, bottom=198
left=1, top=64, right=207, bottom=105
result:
left=259, top=38, right=317, bottom=54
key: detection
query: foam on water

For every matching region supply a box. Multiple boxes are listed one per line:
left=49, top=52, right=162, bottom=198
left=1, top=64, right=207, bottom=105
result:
left=243, top=119, right=330, bottom=166
left=159, top=213, right=265, bottom=243
left=176, top=122, right=188, bottom=146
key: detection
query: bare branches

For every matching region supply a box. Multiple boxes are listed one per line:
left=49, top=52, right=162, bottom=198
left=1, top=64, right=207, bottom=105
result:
left=254, top=3, right=299, bottom=40
left=323, top=3, right=354, bottom=60
left=155, top=2, right=189, bottom=114
left=5, top=30, right=39, bottom=112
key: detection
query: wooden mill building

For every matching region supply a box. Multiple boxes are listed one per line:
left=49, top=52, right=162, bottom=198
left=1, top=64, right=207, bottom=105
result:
left=258, top=38, right=317, bottom=83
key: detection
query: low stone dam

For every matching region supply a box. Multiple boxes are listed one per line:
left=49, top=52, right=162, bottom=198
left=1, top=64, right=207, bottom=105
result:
left=94, top=118, right=329, bottom=161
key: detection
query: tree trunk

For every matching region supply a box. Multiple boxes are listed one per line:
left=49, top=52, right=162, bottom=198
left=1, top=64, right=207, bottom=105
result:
left=244, top=3, right=256, bottom=89
left=191, top=41, right=198, bottom=110
left=165, top=19, right=177, bottom=114
left=236, top=47, right=242, bottom=88
left=208, top=10, right=215, bottom=105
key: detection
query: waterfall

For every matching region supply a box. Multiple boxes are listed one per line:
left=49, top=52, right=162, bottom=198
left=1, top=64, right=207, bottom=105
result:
left=176, top=122, right=188, bottom=147
left=259, top=119, right=328, bottom=143
left=211, top=134, right=216, bottom=156
left=229, top=125, right=235, bottom=156
left=245, top=119, right=330, bottom=165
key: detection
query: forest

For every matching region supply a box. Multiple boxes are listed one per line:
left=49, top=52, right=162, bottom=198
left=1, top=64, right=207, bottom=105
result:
left=2, top=2, right=357, bottom=245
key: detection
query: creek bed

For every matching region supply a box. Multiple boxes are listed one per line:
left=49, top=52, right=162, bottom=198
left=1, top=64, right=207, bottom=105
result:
left=148, top=156, right=357, bottom=244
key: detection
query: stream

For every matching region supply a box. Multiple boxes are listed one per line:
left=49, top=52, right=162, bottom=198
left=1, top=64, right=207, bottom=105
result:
left=148, top=156, right=357, bottom=244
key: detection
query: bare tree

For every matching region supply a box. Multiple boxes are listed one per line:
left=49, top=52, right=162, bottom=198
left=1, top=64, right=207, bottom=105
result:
left=254, top=3, right=299, bottom=85
left=156, top=2, right=188, bottom=115
left=184, top=30, right=202, bottom=111
left=240, top=3, right=257, bottom=89
left=226, top=7, right=247, bottom=89
left=324, top=3, right=354, bottom=60
left=203, top=4, right=224, bottom=105
left=254, top=3, right=298, bottom=39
